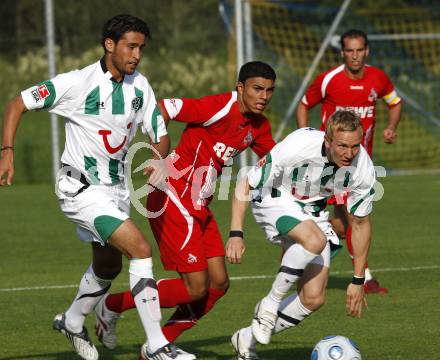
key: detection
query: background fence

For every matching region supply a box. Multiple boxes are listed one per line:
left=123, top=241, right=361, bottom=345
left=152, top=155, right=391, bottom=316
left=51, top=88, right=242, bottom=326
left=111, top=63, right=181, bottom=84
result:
left=224, top=0, right=440, bottom=171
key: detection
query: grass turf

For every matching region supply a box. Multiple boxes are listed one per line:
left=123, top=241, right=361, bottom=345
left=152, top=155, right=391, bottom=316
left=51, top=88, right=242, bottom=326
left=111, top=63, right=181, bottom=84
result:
left=0, top=174, right=439, bottom=359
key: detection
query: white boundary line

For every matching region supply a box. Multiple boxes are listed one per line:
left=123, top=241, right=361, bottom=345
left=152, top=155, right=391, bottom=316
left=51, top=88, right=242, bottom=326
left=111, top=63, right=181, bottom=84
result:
left=1, top=265, right=439, bottom=293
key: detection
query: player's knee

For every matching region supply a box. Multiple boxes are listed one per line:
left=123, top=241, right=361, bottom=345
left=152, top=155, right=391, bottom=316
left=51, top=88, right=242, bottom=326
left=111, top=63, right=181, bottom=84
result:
left=308, top=232, right=327, bottom=254
left=301, top=293, right=326, bottom=311
left=211, top=277, right=229, bottom=292
left=187, top=281, right=210, bottom=301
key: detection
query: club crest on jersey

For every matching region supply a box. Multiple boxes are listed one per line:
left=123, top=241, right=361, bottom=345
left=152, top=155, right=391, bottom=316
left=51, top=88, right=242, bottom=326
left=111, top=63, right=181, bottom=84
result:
left=187, top=253, right=198, bottom=264
left=131, top=96, right=143, bottom=112
left=243, top=129, right=254, bottom=146
left=368, top=88, right=378, bottom=102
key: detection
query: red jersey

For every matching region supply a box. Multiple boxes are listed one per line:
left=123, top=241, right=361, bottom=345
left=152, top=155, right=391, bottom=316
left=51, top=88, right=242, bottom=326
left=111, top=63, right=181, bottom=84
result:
left=301, top=64, right=401, bottom=155
left=161, top=91, right=275, bottom=206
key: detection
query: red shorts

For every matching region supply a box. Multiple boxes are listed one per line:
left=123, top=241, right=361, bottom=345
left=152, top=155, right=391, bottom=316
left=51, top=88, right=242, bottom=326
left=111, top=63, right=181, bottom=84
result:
left=146, top=188, right=225, bottom=273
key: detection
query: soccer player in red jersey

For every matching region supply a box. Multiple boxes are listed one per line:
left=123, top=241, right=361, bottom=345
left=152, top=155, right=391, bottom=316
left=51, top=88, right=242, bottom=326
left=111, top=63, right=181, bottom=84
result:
left=296, top=29, right=402, bottom=294
left=94, top=61, right=277, bottom=353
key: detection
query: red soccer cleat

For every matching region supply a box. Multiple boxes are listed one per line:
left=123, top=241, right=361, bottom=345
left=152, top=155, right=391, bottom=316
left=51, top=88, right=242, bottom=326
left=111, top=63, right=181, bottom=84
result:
left=364, top=278, right=388, bottom=294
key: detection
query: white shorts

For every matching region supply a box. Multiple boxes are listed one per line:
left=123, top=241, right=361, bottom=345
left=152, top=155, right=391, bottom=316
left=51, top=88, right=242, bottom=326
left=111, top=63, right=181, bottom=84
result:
left=251, top=191, right=340, bottom=268
left=56, top=174, right=130, bottom=245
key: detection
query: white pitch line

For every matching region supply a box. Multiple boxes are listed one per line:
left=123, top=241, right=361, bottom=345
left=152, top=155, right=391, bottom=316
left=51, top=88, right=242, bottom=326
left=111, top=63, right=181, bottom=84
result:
left=1, top=264, right=439, bottom=293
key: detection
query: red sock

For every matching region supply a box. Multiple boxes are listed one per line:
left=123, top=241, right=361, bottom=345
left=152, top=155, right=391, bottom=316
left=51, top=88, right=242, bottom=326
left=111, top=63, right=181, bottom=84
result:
left=162, top=287, right=227, bottom=342
left=105, top=278, right=192, bottom=313
left=345, top=225, right=369, bottom=268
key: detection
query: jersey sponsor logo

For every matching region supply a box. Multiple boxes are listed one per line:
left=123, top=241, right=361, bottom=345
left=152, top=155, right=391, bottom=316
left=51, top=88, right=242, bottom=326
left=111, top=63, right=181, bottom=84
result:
left=350, top=85, right=364, bottom=90
left=38, top=84, right=50, bottom=99
left=213, top=142, right=239, bottom=162
left=336, top=105, right=374, bottom=118
left=368, top=88, right=378, bottom=102
left=98, top=122, right=132, bottom=154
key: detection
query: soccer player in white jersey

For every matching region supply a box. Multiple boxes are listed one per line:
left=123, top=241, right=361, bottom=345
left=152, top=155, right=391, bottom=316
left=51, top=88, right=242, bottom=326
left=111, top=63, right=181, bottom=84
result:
left=0, top=14, right=195, bottom=360
left=226, top=110, right=376, bottom=359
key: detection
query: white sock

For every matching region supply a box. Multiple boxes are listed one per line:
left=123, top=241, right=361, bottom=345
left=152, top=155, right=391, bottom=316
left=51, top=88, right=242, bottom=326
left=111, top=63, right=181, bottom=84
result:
left=129, top=258, right=168, bottom=352
left=274, top=294, right=313, bottom=333
left=65, top=265, right=112, bottom=333
left=262, top=244, right=318, bottom=314
left=364, top=268, right=373, bottom=281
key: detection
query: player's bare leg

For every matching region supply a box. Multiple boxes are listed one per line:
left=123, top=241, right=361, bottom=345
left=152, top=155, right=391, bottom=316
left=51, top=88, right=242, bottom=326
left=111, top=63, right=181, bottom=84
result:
left=162, top=256, right=229, bottom=342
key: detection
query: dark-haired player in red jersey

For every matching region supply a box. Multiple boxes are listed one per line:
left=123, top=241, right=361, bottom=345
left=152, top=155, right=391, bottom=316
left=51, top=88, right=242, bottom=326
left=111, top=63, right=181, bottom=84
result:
left=296, top=29, right=402, bottom=294
left=93, top=61, right=277, bottom=355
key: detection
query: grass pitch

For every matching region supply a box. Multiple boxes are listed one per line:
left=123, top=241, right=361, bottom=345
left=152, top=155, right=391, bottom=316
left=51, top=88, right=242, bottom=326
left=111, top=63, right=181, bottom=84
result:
left=0, top=174, right=439, bottom=359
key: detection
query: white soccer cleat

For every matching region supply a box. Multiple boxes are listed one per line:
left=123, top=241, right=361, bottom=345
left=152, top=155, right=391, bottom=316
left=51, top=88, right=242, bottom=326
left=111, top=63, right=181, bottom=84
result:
left=231, top=329, right=259, bottom=360
left=94, top=294, right=121, bottom=349
left=140, top=342, right=197, bottom=360
left=251, top=301, right=277, bottom=345
left=53, top=313, right=99, bottom=360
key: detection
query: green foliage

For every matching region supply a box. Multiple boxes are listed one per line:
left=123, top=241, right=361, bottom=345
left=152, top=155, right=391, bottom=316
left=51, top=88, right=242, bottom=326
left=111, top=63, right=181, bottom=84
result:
left=0, top=0, right=229, bottom=183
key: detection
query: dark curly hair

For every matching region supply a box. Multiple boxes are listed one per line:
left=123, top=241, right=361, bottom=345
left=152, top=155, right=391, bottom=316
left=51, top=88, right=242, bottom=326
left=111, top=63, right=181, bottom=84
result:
left=102, top=14, right=150, bottom=51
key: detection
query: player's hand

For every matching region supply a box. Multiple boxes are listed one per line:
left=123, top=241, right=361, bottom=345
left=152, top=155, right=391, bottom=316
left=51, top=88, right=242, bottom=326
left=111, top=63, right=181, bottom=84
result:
left=383, top=128, right=396, bottom=144
left=226, top=237, right=246, bottom=264
left=346, top=283, right=367, bottom=318
left=143, top=158, right=168, bottom=189
left=0, top=152, right=14, bottom=186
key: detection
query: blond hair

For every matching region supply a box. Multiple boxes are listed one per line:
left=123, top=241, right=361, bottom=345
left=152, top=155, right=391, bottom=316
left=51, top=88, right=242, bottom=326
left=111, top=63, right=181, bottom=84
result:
left=325, top=110, right=363, bottom=140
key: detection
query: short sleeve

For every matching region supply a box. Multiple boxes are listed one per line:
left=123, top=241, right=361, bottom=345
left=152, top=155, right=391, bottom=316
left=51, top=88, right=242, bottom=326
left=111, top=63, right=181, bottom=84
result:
left=142, top=84, right=167, bottom=144
left=161, top=92, right=235, bottom=125
left=346, top=156, right=376, bottom=217
left=301, top=72, right=326, bottom=109
left=247, top=131, right=302, bottom=189
left=378, top=70, right=401, bottom=108
left=21, top=70, right=80, bottom=114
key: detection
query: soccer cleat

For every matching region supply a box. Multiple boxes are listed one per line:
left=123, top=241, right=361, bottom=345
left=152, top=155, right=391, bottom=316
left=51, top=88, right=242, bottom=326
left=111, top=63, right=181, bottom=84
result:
left=231, top=329, right=259, bottom=360
left=53, top=313, right=99, bottom=360
left=364, top=278, right=388, bottom=294
left=94, top=294, right=121, bottom=349
left=251, top=301, right=277, bottom=345
left=140, top=342, right=197, bottom=360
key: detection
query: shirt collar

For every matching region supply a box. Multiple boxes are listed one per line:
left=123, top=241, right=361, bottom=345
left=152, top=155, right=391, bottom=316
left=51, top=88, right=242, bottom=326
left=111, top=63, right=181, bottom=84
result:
left=100, top=58, right=124, bottom=83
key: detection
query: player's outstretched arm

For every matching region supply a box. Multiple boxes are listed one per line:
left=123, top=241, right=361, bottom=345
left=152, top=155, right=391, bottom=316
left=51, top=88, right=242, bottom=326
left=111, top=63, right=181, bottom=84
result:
left=383, top=102, right=402, bottom=144
left=0, top=96, right=28, bottom=186
left=345, top=214, right=371, bottom=318
left=225, top=176, right=251, bottom=264
left=296, top=102, right=309, bottom=129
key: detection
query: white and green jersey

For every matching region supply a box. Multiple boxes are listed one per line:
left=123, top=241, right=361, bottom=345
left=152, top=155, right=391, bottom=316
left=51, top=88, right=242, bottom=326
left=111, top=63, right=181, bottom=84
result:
left=247, top=128, right=376, bottom=217
left=21, top=59, right=166, bottom=185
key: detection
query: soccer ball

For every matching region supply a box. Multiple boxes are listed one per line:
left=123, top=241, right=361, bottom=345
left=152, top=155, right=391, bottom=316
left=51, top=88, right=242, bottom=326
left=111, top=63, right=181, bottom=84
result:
left=311, top=335, right=361, bottom=360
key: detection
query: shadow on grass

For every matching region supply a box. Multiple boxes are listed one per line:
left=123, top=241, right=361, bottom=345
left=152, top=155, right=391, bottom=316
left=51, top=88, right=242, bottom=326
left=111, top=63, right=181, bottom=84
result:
left=2, top=336, right=313, bottom=360
left=327, top=275, right=352, bottom=290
